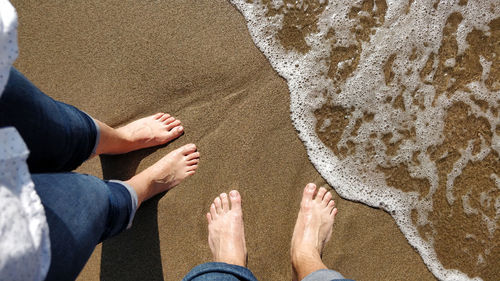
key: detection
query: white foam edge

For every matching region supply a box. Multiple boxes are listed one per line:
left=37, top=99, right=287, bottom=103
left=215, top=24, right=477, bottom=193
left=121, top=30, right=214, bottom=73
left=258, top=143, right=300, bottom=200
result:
left=228, top=0, right=496, bottom=280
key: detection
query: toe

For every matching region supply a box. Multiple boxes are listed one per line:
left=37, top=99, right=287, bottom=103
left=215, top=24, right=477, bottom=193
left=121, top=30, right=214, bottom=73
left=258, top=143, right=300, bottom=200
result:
left=214, top=197, right=222, bottom=214
left=221, top=193, right=229, bottom=212
left=187, top=151, right=200, bottom=160
left=229, top=190, right=242, bottom=212
left=302, top=183, right=316, bottom=205
left=187, top=159, right=199, bottom=166
left=315, top=187, right=327, bottom=203
left=166, top=120, right=181, bottom=129
left=187, top=163, right=198, bottom=170
left=182, top=144, right=197, bottom=155
left=173, top=126, right=184, bottom=134
left=165, top=125, right=183, bottom=138
left=161, top=126, right=183, bottom=143
left=331, top=207, right=338, bottom=217
left=154, top=113, right=164, bottom=119
left=163, top=116, right=175, bottom=124
left=159, top=114, right=170, bottom=122
left=210, top=203, right=217, bottom=218
left=186, top=170, right=196, bottom=176
left=323, top=191, right=333, bottom=206
left=206, top=212, right=212, bottom=223
left=327, top=200, right=335, bottom=211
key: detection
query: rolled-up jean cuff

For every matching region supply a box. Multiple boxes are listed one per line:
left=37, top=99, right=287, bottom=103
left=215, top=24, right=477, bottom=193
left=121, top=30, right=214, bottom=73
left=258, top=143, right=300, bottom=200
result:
left=302, top=269, right=348, bottom=281
left=182, top=262, right=258, bottom=281
left=80, top=111, right=100, bottom=157
left=109, top=180, right=138, bottom=229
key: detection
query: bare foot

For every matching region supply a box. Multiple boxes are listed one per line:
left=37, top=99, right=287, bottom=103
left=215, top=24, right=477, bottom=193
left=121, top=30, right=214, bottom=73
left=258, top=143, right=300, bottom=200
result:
left=291, top=183, right=338, bottom=281
left=115, top=113, right=184, bottom=153
left=125, top=143, right=199, bottom=205
left=206, top=190, right=247, bottom=267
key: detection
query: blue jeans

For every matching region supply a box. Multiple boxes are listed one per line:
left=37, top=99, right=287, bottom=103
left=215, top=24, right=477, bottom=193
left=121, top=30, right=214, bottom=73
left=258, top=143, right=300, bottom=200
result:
left=0, top=68, right=138, bottom=280
left=182, top=262, right=354, bottom=281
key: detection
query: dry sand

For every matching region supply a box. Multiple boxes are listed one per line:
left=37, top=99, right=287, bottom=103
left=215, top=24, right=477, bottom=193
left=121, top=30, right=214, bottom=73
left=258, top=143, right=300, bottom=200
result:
left=13, top=0, right=435, bottom=280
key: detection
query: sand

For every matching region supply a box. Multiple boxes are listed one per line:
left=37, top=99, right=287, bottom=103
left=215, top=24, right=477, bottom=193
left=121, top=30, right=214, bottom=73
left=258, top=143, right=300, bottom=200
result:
left=12, top=0, right=435, bottom=280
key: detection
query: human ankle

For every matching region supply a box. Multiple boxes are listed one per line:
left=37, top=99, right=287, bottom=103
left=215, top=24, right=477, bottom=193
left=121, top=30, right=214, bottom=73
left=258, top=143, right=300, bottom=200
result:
left=291, top=251, right=327, bottom=281
left=216, top=255, right=246, bottom=267
left=125, top=173, right=154, bottom=205
left=116, top=128, right=137, bottom=151
left=292, top=249, right=321, bottom=267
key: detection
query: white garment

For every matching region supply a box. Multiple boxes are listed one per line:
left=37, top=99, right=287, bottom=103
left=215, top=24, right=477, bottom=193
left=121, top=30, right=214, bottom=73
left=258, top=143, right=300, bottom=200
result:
left=0, top=0, right=18, bottom=95
left=0, top=1, right=51, bottom=281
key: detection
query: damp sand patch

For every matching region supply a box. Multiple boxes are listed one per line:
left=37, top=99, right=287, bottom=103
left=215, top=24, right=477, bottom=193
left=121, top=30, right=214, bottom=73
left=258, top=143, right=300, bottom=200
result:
left=228, top=0, right=500, bottom=280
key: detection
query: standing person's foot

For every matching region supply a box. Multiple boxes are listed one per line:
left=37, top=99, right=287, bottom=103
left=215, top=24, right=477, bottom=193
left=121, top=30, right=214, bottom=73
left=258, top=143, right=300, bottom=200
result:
left=125, top=143, right=199, bottom=205
left=206, top=190, right=247, bottom=267
left=291, top=183, right=338, bottom=281
left=95, top=113, right=184, bottom=155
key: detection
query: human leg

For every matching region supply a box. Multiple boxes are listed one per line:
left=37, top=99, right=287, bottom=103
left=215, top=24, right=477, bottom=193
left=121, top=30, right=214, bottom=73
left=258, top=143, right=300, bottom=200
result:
left=0, top=67, right=98, bottom=172
left=182, top=190, right=258, bottom=281
left=32, top=173, right=137, bottom=281
left=0, top=67, right=185, bottom=172
left=31, top=142, right=199, bottom=280
left=291, top=183, right=353, bottom=281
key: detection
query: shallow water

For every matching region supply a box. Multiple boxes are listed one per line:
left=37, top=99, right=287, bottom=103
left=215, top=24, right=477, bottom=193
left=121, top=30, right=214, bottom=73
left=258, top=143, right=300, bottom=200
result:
left=229, top=0, right=500, bottom=280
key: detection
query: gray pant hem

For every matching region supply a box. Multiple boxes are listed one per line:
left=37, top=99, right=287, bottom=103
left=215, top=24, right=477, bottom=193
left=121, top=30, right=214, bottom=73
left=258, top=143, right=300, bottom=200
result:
left=302, top=269, right=345, bottom=281
left=109, top=180, right=138, bottom=229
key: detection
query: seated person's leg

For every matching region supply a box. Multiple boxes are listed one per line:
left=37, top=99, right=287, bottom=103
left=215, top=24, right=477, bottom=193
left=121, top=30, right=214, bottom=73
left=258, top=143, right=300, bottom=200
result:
left=32, top=173, right=136, bottom=281
left=0, top=67, right=185, bottom=173
left=33, top=144, right=200, bottom=281
left=291, top=183, right=353, bottom=281
left=182, top=191, right=258, bottom=281
left=0, top=68, right=97, bottom=172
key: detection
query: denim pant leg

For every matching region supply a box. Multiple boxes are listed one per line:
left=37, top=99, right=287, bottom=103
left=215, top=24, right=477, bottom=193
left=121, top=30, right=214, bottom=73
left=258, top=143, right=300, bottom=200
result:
left=32, top=173, right=137, bottom=281
left=0, top=67, right=99, bottom=173
left=182, top=262, right=259, bottom=281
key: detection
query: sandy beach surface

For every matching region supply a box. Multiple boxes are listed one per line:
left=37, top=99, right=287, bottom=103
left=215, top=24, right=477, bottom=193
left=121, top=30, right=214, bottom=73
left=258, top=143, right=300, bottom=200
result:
left=12, top=1, right=437, bottom=280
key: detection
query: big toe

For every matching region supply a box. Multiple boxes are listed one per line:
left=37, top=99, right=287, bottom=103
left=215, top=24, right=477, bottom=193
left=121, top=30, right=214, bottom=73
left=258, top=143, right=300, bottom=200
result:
left=180, top=143, right=197, bottom=155
left=166, top=125, right=184, bottom=138
left=302, top=183, right=316, bottom=204
left=229, top=190, right=242, bottom=212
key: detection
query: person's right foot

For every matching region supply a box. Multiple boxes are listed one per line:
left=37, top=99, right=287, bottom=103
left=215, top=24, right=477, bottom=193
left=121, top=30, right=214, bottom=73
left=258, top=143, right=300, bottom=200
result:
left=125, top=143, right=199, bottom=204
left=291, top=183, right=338, bottom=281
left=206, top=190, right=247, bottom=267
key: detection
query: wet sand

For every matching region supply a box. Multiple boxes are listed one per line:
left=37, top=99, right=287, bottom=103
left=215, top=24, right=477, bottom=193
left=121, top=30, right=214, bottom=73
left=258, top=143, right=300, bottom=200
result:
left=13, top=0, right=435, bottom=280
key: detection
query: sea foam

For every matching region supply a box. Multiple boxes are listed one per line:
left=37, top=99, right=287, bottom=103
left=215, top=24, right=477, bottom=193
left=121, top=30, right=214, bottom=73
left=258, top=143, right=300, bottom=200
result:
left=229, top=0, right=499, bottom=280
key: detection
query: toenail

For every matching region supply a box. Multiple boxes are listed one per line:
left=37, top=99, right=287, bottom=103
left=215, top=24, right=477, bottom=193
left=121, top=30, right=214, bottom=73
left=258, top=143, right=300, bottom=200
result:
left=178, top=126, right=183, bottom=131
left=308, top=184, right=315, bottom=191
left=230, top=191, right=237, bottom=197
left=221, top=193, right=227, bottom=198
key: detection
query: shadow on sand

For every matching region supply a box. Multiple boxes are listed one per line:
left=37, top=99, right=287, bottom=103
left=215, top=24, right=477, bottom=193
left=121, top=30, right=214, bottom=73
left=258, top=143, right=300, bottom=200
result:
left=99, top=147, right=166, bottom=281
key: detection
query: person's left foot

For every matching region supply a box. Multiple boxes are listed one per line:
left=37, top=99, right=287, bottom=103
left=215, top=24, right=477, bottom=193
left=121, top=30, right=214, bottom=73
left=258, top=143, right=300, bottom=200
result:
left=116, top=113, right=184, bottom=153
left=207, top=190, right=248, bottom=267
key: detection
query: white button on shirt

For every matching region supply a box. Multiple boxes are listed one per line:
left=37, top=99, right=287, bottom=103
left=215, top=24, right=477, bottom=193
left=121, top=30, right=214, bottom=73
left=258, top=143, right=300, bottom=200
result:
left=0, top=1, right=51, bottom=280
